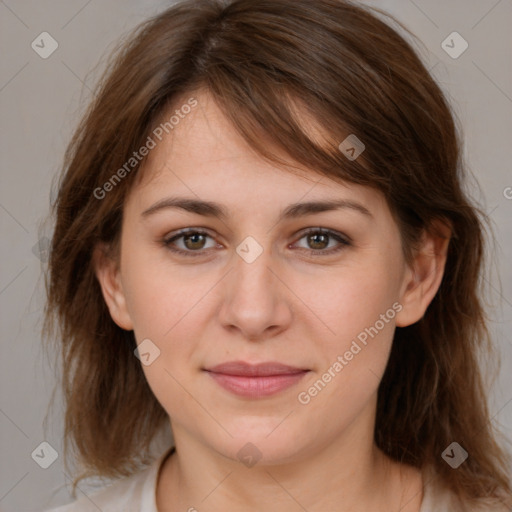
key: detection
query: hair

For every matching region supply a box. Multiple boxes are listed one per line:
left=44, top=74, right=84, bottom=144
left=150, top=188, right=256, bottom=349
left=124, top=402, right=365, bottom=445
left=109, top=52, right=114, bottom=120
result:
left=42, top=0, right=512, bottom=506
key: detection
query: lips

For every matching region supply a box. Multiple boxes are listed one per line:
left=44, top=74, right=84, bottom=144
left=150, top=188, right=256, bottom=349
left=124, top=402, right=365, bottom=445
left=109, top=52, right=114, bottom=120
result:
left=206, top=361, right=308, bottom=376
left=204, top=361, right=309, bottom=398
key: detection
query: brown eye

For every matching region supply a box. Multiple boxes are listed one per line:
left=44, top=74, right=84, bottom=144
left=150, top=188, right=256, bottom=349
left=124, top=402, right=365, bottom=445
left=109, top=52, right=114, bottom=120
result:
left=307, top=232, right=330, bottom=250
left=182, top=232, right=207, bottom=250
left=293, top=228, right=351, bottom=255
left=163, top=229, right=217, bottom=256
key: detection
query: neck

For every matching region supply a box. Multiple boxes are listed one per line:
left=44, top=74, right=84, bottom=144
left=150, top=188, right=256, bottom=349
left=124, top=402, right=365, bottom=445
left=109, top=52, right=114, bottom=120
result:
left=156, top=415, right=423, bottom=511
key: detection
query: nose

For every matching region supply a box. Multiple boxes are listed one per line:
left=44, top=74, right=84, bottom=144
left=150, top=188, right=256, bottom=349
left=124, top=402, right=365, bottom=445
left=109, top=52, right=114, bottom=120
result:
left=217, top=244, right=293, bottom=342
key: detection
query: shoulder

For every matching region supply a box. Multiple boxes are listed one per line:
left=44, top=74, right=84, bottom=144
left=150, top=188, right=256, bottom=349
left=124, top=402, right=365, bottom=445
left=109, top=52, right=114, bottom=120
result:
left=42, top=446, right=175, bottom=512
left=420, top=466, right=510, bottom=512
left=42, top=466, right=152, bottom=512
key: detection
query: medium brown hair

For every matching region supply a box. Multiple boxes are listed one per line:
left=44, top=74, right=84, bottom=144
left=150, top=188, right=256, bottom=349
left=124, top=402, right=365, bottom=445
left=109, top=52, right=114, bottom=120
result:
left=43, top=0, right=512, bottom=505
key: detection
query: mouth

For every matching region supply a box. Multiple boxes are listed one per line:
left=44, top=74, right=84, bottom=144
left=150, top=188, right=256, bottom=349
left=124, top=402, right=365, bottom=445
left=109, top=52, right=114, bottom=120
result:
left=203, top=361, right=310, bottom=398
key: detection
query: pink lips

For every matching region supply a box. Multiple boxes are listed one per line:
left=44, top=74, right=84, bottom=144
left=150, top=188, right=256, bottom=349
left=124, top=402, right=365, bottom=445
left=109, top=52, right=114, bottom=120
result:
left=204, top=361, right=309, bottom=398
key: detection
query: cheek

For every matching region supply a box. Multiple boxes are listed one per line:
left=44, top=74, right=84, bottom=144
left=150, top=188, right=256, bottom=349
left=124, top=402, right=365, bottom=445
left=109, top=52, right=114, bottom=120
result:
left=296, top=259, right=400, bottom=408
left=309, top=261, right=400, bottom=346
left=121, top=261, right=209, bottom=419
left=120, top=246, right=202, bottom=340
left=120, top=251, right=216, bottom=403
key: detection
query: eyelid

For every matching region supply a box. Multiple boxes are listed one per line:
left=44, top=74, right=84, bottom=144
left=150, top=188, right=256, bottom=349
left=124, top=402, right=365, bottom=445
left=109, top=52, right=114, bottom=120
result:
left=294, top=227, right=352, bottom=245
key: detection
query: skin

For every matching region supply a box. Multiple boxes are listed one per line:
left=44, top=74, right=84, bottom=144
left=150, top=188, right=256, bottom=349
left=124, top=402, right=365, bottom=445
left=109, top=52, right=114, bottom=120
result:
left=94, top=90, right=450, bottom=511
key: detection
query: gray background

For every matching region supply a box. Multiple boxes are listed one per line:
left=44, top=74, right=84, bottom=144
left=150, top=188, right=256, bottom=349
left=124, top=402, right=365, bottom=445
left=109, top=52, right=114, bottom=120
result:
left=1, top=0, right=511, bottom=510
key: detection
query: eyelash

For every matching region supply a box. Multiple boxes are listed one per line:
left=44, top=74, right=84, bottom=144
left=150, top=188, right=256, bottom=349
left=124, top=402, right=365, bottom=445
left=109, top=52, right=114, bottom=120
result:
left=162, top=228, right=351, bottom=258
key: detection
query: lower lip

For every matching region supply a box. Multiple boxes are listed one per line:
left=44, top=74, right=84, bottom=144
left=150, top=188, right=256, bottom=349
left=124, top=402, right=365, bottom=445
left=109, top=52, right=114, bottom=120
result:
left=206, top=371, right=308, bottom=398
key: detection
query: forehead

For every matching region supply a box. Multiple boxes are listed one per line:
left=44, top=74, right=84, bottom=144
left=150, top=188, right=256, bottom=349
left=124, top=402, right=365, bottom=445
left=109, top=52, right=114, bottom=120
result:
left=126, top=90, right=386, bottom=214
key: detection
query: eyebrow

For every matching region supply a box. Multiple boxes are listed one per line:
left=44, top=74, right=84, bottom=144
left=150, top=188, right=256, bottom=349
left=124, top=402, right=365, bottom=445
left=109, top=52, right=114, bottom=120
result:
left=141, top=196, right=373, bottom=221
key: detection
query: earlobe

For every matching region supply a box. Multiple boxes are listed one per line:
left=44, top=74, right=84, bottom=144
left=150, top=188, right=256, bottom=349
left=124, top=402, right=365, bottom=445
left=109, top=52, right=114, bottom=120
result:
left=92, top=243, right=134, bottom=331
left=395, top=220, right=451, bottom=327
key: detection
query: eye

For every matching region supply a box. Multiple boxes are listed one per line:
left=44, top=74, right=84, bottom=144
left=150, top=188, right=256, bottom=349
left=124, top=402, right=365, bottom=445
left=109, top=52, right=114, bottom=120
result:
left=292, top=228, right=351, bottom=255
left=162, top=227, right=351, bottom=258
left=163, top=229, right=218, bottom=257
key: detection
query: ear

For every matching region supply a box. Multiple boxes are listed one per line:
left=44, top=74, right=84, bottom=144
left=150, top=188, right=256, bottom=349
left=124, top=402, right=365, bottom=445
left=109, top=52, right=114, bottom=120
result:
left=92, top=243, right=134, bottom=331
left=395, top=219, right=451, bottom=327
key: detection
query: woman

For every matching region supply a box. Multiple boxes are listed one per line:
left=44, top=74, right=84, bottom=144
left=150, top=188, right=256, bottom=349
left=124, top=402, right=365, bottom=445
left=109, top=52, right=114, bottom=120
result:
left=42, top=0, right=512, bottom=510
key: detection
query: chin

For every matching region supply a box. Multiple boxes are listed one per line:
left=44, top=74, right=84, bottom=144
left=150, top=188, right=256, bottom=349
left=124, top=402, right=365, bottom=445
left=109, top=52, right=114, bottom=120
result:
left=206, top=422, right=308, bottom=467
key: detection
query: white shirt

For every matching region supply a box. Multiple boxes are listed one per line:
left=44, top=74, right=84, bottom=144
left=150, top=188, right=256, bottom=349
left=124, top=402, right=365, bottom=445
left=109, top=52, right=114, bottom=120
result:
left=42, top=446, right=508, bottom=512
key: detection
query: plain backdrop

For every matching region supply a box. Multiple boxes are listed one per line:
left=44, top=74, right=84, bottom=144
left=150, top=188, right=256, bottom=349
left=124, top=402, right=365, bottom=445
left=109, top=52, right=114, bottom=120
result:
left=0, top=0, right=511, bottom=510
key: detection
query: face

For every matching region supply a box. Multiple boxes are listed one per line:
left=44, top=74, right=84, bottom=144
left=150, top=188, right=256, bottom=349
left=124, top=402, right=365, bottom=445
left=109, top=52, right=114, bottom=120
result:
left=96, top=90, right=437, bottom=465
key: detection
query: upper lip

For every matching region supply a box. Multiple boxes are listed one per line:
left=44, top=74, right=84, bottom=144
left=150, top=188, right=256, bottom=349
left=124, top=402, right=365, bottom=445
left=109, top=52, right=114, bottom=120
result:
left=204, top=361, right=308, bottom=377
